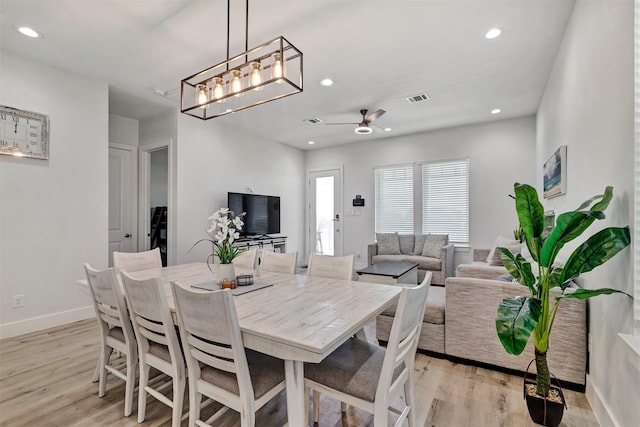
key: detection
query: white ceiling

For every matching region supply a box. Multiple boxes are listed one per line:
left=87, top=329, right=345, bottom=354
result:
left=0, top=0, right=575, bottom=150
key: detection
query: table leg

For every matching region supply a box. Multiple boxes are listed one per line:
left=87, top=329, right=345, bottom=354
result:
left=284, top=359, right=307, bottom=427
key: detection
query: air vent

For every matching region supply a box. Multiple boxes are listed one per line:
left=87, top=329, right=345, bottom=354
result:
left=406, top=93, right=430, bottom=103
left=303, top=118, right=324, bottom=124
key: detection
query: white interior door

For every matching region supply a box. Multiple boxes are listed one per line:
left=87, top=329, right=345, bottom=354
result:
left=308, top=169, right=342, bottom=257
left=109, top=145, right=136, bottom=266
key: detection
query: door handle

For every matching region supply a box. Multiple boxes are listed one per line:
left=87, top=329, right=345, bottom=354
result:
left=124, top=234, right=131, bottom=238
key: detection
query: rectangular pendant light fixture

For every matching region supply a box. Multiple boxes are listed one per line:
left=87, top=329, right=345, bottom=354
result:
left=180, top=0, right=303, bottom=120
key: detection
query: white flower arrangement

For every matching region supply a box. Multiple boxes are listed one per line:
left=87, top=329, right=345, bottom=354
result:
left=192, top=207, right=246, bottom=264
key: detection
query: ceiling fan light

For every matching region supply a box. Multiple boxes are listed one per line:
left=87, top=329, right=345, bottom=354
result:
left=355, top=125, right=372, bottom=134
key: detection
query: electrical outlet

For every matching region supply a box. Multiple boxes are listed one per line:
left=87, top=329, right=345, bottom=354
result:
left=12, top=294, right=24, bottom=308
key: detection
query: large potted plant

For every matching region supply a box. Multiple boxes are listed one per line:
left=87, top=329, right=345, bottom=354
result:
left=495, top=183, right=631, bottom=426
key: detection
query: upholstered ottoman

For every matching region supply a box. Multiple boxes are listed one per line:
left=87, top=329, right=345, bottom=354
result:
left=376, top=285, right=445, bottom=354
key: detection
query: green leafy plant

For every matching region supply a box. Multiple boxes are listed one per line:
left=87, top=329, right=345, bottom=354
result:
left=495, top=183, right=631, bottom=398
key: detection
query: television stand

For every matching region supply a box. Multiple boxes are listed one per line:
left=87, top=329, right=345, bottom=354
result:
left=233, top=235, right=287, bottom=264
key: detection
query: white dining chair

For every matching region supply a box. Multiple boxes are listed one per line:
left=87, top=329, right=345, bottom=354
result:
left=171, top=281, right=286, bottom=427
left=84, top=263, right=137, bottom=417
left=121, top=271, right=186, bottom=427
left=305, top=272, right=432, bottom=427
left=307, top=252, right=354, bottom=280
left=260, top=250, right=298, bottom=274
left=113, top=248, right=162, bottom=274
left=233, top=248, right=258, bottom=270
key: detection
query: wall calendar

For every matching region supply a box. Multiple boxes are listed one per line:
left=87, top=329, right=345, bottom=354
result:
left=0, top=105, right=49, bottom=160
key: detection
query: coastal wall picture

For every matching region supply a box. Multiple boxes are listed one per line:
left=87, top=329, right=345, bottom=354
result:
left=543, top=145, right=567, bottom=199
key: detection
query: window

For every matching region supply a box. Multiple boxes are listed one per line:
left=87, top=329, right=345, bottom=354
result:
left=374, top=158, right=469, bottom=244
left=374, top=165, right=413, bottom=233
left=421, top=159, right=469, bottom=243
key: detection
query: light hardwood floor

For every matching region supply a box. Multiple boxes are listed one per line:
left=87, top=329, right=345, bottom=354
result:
left=0, top=319, right=599, bottom=427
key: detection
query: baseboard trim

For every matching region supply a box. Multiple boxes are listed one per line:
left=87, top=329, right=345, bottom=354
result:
left=586, top=377, right=616, bottom=427
left=0, top=306, right=94, bottom=340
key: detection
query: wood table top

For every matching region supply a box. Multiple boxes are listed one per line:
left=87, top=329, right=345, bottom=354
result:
left=128, top=263, right=401, bottom=363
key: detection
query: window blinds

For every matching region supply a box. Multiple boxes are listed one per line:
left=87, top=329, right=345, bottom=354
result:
left=421, top=159, right=469, bottom=243
left=374, top=165, right=414, bottom=233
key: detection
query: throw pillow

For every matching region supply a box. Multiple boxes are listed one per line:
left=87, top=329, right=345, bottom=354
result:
left=486, top=236, right=521, bottom=266
left=495, top=273, right=516, bottom=282
left=413, top=234, right=427, bottom=255
left=421, top=234, right=449, bottom=258
left=376, top=232, right=400, bottom=255
left=398, top=234, right=415, bottom=255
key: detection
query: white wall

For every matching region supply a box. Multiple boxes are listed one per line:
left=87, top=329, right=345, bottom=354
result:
left=109, top=113, right=139, bottom=146
left=174, top=115, right=305, bottom=265
left=0, top=51, right=108, bottom=338
left=536, top=2, right=636, bottom=426
left=305, top=116, right=537, bottom=268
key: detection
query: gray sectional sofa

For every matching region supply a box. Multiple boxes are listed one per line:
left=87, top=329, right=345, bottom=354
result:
left=376, top=248, right=588, bottom=388
left=367, top=233, right=454, bottom=285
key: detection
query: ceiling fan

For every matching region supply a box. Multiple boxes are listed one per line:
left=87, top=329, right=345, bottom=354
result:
left=325, top=109, right=386, bottom=134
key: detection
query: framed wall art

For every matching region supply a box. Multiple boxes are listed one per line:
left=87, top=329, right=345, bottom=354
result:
left=0, top=105, right=49, bottom=160
left=543, top=145, right=567, bottom=199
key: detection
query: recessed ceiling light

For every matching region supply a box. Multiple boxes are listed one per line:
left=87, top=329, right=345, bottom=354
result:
left=384, top=128, right=392, bottom=132
left=320, top=78, right=333, bottom=87
left=308, top=141, right=315, bottom=145
left=491, top=108, right=501, bottom=114
left=485, top=28, right=501, bottom=39
left=16, top=26, right=41, bottom=38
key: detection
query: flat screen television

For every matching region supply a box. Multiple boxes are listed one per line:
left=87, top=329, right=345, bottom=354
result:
left=228, top=192, right=281, bottom=237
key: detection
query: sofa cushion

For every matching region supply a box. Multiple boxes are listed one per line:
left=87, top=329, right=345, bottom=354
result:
left=381, top=285, right=445, bottom=325
left=398, top=234, right=415, bottom=255
left=376, top=232, right=400, bottom=255
left=372, top=254, right=407, bottom=265
left=422, top=234, right=449, bottom=258
left=486, top=236, right=521, bottom=266
left=402, top=255, right=442, bottom=271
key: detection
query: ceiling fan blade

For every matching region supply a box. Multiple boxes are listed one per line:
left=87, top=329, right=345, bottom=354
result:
left=325, top=122, right=359, bottom=125
left=372, top=124, right=385, bottom=133
left=365, top=109, right=386, bottom=123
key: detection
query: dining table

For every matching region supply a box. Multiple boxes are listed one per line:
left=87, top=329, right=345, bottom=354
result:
left=125, top=262, right=402, bottom=427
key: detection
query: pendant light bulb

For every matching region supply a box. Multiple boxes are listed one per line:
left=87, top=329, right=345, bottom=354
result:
left=249, top=62, right=263, bottom=91
left=196, top=83, right=209, bottom=108
left=212, top=77, right=225, bottom=103
left=271, top=52, right=284, bottom=83
left=230, top=69, right=243, bottom=97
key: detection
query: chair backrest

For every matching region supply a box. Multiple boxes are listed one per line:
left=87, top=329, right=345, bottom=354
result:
left=233, top=248, right=258, bottom=270
left=171, top=281, right=255, bottom=401
left=307, top=253, right=354, bottom=280
left=120, top=271, right=184, bottom=369
left=377, top=272, right=431, bottom=401
left=260, top=251, right=298, bottom=274
left=84, top=263, right=136, bottom=345
left=113, top=248, right=162, bottom=274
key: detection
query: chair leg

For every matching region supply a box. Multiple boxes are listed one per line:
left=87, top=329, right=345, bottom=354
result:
left=171, top=376, right=186, bottom=427
left=98, top=346, right=112, bottom=397
left=404, top=373, right=417, bottom=427
left=123, top=352, right=136, bottom=417
left=313, top=389, right=320, bottom=423
left=341, top=401, right=347, bottom=413
left=138, top=363, right=150, bottom=423
left=188, top=388, right=202, bottom=427
left=240, top=404, right=255, bottom=427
